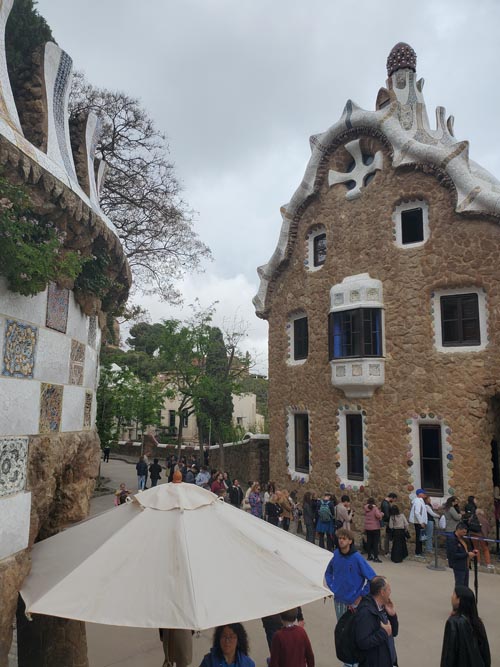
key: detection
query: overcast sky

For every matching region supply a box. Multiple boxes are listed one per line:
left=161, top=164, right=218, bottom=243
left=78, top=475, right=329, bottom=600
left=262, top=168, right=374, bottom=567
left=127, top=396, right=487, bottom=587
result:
left=36, top=0, right=500, bottom=373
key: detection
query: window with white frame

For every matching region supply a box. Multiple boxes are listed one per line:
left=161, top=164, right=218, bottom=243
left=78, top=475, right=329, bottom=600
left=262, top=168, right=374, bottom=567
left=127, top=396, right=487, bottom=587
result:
left=419, top=424, right=443, bottom=495
left=294, top=413, right=310, bottom=474
left=393, top=200, right=429, bottom=248
left=432, top=288, right=487, bottom=353
left=306, top=226, right=327, bottom=272
left=287, top=312, right=309, bottom=365
left=337, top=409, right=366, bottom=483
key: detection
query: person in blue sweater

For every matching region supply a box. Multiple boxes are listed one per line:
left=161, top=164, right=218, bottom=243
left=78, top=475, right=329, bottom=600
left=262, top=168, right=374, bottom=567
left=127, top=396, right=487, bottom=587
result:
left=199, top=623, right=255, bottom=667
left=325, top=528, right=377, bottom=666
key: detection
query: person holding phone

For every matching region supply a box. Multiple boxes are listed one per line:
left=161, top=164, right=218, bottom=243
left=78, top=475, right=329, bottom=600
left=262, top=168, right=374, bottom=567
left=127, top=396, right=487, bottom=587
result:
left=446, top=521, right=478, bottom=587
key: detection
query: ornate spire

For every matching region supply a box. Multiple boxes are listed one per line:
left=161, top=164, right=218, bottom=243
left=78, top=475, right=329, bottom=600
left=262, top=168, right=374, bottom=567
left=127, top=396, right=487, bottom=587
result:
left=386, top=42, right=417, bottom=77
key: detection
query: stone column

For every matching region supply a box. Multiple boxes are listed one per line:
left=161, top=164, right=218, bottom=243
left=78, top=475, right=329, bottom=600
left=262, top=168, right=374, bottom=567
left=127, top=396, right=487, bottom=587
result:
left=16, top=601, right=88, bottom=667
left=0, top=553, right=30, bottom=667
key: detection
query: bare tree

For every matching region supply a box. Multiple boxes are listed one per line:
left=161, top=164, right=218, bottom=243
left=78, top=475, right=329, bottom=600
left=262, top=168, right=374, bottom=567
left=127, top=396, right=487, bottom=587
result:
left=69, top=72, right=211, bottom=303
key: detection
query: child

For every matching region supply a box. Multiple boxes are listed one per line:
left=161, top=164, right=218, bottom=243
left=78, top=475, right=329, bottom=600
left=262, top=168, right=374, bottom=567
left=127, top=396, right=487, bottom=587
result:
left=114, top=482, right=130, bottom=506
left=269, top=608, right=314, bottom=667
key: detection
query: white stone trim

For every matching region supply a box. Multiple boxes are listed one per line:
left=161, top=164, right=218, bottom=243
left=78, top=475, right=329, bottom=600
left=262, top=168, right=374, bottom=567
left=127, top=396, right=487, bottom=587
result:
left=393, top=199, right=429, bottom=248
left=285, top=407, right=310, bottom=482
left=329, top=273, right=384, bottom=313
left=432, top=287, right=488, bottom=353
left=329, top=274, right=384, bottom=397
left=330, top=359, right=385, bottom=398
left=286, top=311, right=308, bottom=366
left=335, top=406, right=368, bottom=488
left=304, top=225, right=326, bottom=272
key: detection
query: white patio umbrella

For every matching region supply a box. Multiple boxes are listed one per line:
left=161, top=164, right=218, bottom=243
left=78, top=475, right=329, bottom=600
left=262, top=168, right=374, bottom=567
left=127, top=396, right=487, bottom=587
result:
left=21, top=482, right=332, bottom=630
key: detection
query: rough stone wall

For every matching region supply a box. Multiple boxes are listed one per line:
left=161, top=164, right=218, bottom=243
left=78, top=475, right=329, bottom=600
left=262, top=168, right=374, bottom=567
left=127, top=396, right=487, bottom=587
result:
left=210, top=438, right=270, bottom=486
left=267, top=136, right=500, bottom=522
left=0, top=431, right=99, bottom=665
left=115, top=437, right=270, bottom=487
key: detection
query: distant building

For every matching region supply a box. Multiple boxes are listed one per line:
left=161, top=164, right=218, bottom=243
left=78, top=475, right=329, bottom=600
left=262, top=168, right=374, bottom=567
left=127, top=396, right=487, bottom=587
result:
left=121, top=391, right=265, bottom=444
left=254, top=43, right=500, bottom=512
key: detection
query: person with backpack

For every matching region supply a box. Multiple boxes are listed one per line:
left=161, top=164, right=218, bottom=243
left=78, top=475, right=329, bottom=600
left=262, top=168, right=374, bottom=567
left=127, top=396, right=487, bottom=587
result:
left=316, top=492, right=335, bottom=550
left=325, top=528, right=377, bottom=667
left=355, top=576, right=399, bottom=667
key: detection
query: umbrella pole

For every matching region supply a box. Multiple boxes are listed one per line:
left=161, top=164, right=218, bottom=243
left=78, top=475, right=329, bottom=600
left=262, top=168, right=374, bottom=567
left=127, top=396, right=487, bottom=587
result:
left=473, top=555, right=479, bottom=604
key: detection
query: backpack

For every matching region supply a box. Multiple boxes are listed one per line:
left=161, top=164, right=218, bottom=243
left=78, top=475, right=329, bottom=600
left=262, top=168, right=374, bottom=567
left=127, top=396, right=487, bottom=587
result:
left=318, top=499, right=333, bottom=523
left=334, top=608, right=361, bottom=664
left=467, top=512, right=482, bottom=534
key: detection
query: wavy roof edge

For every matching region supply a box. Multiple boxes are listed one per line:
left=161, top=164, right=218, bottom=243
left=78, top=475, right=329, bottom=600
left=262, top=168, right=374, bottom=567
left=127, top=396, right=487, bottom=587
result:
left=253, top=47, right=500, bottom=319
left=0, top=0, right=131, bottom=297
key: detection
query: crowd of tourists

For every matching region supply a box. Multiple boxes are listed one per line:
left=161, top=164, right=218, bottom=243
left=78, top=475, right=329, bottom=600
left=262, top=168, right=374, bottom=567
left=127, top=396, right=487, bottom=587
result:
left=111, top=458, right=494, bottom=666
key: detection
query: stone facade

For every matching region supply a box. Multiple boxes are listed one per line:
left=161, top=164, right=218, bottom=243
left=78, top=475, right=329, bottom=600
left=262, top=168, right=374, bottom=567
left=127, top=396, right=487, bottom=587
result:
left=0, top=2, right=130, bottom=664
left=254, top=44, right=500, bottom=523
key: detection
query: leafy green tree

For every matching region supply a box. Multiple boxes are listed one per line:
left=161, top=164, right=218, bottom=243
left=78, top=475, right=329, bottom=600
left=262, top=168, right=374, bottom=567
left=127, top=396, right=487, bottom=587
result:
left=127, top=322, right=165, bottom=356
left=5, top=0, right=54, bottom=98
left=158, top=310, right=213, bottom=455
left=197, top=327, right=234, bottom=447
left=96, top=364, right=166, bottom=447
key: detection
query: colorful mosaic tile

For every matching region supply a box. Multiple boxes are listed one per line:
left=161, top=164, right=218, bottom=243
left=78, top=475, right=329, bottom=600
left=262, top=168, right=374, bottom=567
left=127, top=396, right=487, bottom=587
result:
left=39, top=383, right=63, bottom=433
left=69, top=339, right=85, bottom=385
left=2, top=320, right=38, bottom=378
left=46, top=282, right=70, bottom=333
left=83, top=391, right=92, bottom=429
left=88, top=316, right=97, bottom=348
left=0, top=437, right=29, bottom=497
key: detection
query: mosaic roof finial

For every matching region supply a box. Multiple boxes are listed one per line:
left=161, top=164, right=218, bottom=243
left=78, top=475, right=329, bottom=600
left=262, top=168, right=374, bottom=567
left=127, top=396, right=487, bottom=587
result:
left=386, top=42, right=417, bottom=77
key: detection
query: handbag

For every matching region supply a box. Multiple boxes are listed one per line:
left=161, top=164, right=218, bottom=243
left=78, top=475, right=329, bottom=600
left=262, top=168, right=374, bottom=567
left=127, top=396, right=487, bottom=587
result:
left=404, top=529, right=411, bottom=539
left=334, top=506, right=344, bottom=530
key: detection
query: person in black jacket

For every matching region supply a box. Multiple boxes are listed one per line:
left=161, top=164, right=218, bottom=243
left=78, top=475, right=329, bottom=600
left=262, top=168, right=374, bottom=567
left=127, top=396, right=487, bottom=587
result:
left=229, top=479, right=244, bottom=507
left=136, top=456, right=148, bottom=490
left=440, top=585, right=490, bottom=667
left=354, top=576, right=398, bottom=667
left=148, top=458, right=162, bottom=487
left=446, top=522, right=478, bottom=587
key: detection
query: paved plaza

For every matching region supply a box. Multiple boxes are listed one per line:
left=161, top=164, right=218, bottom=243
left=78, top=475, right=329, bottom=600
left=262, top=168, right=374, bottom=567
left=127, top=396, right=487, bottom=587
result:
left=88, top=459, right=500, bottom=667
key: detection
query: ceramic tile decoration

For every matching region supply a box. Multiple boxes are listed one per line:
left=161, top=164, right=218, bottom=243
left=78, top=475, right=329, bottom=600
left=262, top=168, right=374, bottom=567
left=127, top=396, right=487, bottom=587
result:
left=39, top=383, right=63, bottom=433
left=2, top=319, right=38, bottom=378
left=87, top=316, right=97, bottom=348
left=83, top=391, right=92, bottom=429
left=69, top=339, right=85, bottom=385
left=46, top=282, right=70, bottom=333
left=0, top=436, right=28, bottom=497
